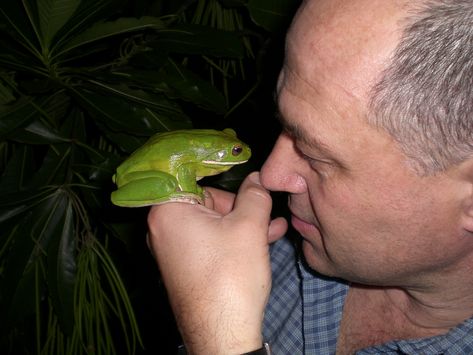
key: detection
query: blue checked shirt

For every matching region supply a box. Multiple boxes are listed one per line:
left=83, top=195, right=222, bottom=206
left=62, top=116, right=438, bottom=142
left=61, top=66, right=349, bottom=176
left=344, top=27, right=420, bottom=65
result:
left=263, top=237, right=473, bottom=354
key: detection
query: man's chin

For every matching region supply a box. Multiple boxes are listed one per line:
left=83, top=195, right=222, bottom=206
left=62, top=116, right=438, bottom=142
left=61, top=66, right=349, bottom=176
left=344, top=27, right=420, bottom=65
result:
left=300, top=240, right=339, bottom=278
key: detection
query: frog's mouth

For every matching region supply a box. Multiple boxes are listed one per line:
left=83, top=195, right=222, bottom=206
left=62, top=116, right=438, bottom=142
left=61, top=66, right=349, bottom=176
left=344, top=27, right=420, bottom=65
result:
left=202, top=159, right=248, bottom=165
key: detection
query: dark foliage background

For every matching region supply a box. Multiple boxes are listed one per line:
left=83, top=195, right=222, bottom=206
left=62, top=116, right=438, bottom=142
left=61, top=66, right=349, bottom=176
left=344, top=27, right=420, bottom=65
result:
left=0, top=0, right=300, bottom=353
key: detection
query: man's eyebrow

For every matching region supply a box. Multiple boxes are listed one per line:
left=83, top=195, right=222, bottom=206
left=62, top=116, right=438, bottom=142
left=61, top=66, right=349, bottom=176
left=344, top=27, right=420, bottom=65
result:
left=276, top=110, right=334, bottom=156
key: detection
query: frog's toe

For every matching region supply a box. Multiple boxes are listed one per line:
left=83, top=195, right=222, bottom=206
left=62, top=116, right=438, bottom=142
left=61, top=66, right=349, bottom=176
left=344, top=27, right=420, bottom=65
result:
left=161, top=193, right=203, bottom=205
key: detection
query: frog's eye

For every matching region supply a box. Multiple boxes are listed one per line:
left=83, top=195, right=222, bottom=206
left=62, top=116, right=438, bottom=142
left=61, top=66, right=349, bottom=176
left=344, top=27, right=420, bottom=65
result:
left=232, top=145, right=243, bottom=156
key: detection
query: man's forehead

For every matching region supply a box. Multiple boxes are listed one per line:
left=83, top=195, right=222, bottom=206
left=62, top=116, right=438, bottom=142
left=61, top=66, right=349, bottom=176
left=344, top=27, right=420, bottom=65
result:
left=284, top=0, right=407, bottom=108
left=287, top=0, right=407, bottom=58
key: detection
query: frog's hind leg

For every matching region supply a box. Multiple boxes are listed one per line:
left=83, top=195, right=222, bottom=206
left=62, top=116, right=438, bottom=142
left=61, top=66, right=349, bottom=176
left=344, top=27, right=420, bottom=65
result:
left=112, top=170, right=203, bottom=207
left=111, top=171, right=177, bottom=207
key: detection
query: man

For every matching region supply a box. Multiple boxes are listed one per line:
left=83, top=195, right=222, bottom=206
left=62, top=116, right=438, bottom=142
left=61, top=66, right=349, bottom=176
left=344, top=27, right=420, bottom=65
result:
left=147, top=0, right=473, bottom=353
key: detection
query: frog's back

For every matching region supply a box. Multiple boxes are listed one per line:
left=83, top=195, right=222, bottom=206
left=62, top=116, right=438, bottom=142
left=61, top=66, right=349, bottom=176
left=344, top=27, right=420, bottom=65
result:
left=116, top=129, right=219, bottom=175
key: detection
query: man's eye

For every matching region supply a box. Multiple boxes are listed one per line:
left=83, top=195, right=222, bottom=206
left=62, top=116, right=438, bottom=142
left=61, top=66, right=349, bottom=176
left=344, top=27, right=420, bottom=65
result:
left=298, top=151, right=334, bottom=174
left=296, top=146, right=327, bottom=165
left=303, top=155, right=326, bottom=166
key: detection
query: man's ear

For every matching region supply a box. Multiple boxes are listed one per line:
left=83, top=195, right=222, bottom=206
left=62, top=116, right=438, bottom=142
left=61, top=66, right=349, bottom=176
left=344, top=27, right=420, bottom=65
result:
left=458, top=157, right=473, bottom=233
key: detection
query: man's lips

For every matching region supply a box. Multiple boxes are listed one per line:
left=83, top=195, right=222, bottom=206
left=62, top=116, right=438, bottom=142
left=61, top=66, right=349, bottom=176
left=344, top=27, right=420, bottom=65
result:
left=290, top=213, right=319, bottom=237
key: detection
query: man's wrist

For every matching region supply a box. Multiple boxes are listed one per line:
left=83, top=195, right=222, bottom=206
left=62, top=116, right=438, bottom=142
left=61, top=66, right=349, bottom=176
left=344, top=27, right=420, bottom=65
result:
left=177, top=342, right=271, bottom=355
left=241, top=342, right=271, bottom=355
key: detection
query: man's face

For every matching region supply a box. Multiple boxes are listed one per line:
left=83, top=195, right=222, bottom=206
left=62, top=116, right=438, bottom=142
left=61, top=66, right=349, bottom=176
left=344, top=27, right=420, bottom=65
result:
left=260, top=0, right=473, bottom=287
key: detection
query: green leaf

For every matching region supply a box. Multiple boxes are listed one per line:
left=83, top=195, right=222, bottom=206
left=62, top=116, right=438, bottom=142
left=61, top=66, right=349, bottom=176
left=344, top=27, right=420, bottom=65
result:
left=85, top=80, right=186, bottom=115
left=0, top=80, right=15, bottom=105
left=0, top=204, right=34, bottom=224
left=0, top=146, right=58, bottom=203
left=73, top=87, right=165, bottom=135
left=247, top=0, right=299, bottom=32
left=9, top=119, right=70, bottom=144
left=86, top=155, right=121, bottom=183
left=161, top=61, right=227, bottom=113
left=0, top=128, right=74, bottom=196
left=0, top=145, right=36, bottom=196
left=1, top=255, right=42, bottom=331
left=150, top=24, right=245, bottom=58
left=0, top=188, right=56, bottom=211
left=1, top=189, right=69, bottom=327
left=0, top=46, right=45, bottom=77
left=103, top=132, right=148, bottom=153
left=0, top=97, right=39, bottom=138
left=38, top=0, right=81, bottom=49
left=113, top=60, right=227, bottom=114
left=32, top=144, right=72, bottom=188
left=56, top=16, right=165, bottom=59
left=47, top=197, right=76, bottom=335
left=72, top=85, right=190, bottom=135
left=0, top=0, right=42, bottom=59
left=0, top=138, right=74, bottom=194
left=220, top=0, right=248, bottom=7
left=48, top=0, right=120, bottom=53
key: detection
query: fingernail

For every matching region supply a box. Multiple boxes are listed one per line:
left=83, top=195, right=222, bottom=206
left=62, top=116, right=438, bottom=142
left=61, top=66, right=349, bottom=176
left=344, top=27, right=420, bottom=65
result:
left=248, top=171, right=261, bottom=185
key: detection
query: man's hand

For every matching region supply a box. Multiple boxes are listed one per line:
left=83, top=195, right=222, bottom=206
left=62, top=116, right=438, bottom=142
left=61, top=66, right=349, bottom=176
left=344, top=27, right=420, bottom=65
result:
left=147, top=172, right=287, bottom=354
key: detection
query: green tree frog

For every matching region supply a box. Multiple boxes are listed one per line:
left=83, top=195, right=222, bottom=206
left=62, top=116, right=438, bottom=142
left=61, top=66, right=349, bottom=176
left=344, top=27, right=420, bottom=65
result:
left=111, top=128, right=251, bottom=207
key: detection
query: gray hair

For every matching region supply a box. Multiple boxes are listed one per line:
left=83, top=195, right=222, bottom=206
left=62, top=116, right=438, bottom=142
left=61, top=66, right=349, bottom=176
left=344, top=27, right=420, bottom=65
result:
left=369, top=0, right=473, bottom=174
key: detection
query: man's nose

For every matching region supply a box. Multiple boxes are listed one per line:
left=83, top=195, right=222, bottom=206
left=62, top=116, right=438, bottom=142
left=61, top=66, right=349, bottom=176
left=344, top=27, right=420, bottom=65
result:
left=260, top=133, right=307, bottom=194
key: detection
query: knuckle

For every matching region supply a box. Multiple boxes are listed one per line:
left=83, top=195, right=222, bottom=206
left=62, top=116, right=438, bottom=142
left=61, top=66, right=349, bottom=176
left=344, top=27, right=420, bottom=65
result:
left=147, top=207, right=160, bottom=229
